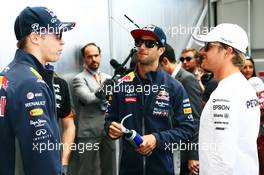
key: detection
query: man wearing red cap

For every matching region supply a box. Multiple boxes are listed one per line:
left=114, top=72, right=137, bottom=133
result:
left=105, top=24, right=195, bottom=175
left=0, top=6, right=75, bottom=175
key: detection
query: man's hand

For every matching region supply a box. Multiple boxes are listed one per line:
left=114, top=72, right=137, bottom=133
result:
left=137, top=134, right=157, bottom=156
left=188, top=160, right=199, bottom=175
left=95, top=79, right=114, bottom=100
left=108, top=122, right=123, bottom=139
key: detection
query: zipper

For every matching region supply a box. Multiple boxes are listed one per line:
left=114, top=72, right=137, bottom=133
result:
left=139, top=76, right=146, bottom=175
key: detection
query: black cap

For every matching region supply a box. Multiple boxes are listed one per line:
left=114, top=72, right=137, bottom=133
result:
left=130, top=24, right=166, bottom=47
left=14, top=6, right=75, bottom=40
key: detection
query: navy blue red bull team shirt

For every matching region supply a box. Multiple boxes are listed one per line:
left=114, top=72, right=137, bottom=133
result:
left=105, top=67, right=195, bottom=175
left=0, top=49, right=61, bottom=175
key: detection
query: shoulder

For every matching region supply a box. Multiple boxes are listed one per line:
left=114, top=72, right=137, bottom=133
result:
left=248, top=76, right=264, bottom=92
left=54, top=76, right=69, bottom=89
left=73, top=71, right=87, bottom=81
left=54, top=76, right=67, bottom=84
left=2, top=64, right=45, bottom=90
left=160, top=69, right=185, bottom=93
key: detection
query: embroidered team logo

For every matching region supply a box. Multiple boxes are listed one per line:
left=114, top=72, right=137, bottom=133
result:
left=0, top=76, right=8, bottom=90
left=0, top=96, right=6, bottom=117
left=121, top=72, right=135, bottom=82
left=156, top=90, right=169, bottom=101
left=30, top=108, right=44, bottom=117
left=183, top=107, right=192, bottom=114
left=125, top=97, right=137, bottom=103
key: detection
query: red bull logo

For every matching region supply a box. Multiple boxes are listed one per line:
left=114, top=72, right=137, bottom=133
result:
left=0, top=76, right=8, bottom=90
left=121, top=72, right=135, bottom=82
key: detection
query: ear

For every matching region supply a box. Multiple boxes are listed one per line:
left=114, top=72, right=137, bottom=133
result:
left=226, top=46, right=234, bottom=56
left=28, top=32, right=41, bottom=45
left=158, top=47, right=165, bottom=56
left=162, top=57, right=169, bottom=66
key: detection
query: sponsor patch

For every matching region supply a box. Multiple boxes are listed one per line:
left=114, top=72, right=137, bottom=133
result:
left=121, top=72, right=135, bottom=82
left=156, top=90, right=169, bottom=101
left=0, top=76, right=8, bottom=90
left=29, top=108, right=44, bottom=117
left=35, top=129, right=47, bottom=136
left=153, top=107, right=169, bottom=117
left=25, top=101, right=45, bottom=108
left=155, top=101, right=169, bottom=108
left=213, top=105, right=230, bottom=110
left=246, top=99, right=259, bottom=109
left=125, top=92, right=137, bottom=97
left=27, top=92, right=43, bottom=100
left=212, top=98, right=230, bottom=103
left=27, top=92, right=34, bottom=100
left=125, top=97, right=137, bottom=103
left=183, top=98, right=190, bottom=103
left=0, top=96, right=7, bottom=117
left=187, top=114, right=194, bottom=121
left=215, top=127, right=226, bottom=130
left=30, top=119, right=47, bottom=128
left=33, top=128, right=52, bottom=141
left=183, top=107, right=192, bottom=114
left=183, top=103, right=191, bottom=107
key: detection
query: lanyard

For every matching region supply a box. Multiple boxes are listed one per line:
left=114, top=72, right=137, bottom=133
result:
left=87, top=69, right=101, bottom=85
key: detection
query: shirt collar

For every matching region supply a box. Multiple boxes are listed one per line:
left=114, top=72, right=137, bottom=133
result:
left=86, top=68, right=100, bottom=76
left=171, top=63, right=181, bottom=78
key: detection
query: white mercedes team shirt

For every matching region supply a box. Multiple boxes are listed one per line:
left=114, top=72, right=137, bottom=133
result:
left=199, top=72, right=260, bottom=175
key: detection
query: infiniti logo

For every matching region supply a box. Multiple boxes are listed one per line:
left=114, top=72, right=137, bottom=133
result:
left=31, top=23, right=39, bottom=32
left=35, top=129, right=47, bottom=136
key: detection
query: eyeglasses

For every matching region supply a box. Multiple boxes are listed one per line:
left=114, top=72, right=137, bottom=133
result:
left=55, top=33, right=63, bottom=40
left=204, top=42, right=222, bottom=52
left=180, top=56, right=192, bottom=62
left=135, top=39, right=160, bottom=48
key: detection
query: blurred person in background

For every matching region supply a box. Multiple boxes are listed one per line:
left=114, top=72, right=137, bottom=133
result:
left=180, top=48, right=205, bottom=92
left=72, top=42, right=116, bottom=175
left=159, top=43, right=202, bottom=175
left=241, top=57, right=264, bottom=175
left=53, top=74, right=76, bottom=175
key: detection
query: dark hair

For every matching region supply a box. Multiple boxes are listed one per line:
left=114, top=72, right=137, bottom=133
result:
left=16, top=36, right=28, bottom=49
left=81, top=42, right=101, bottom=57
left=244, top=57, right=257, bottom=77
left=159, top=43, right=176, bottom=63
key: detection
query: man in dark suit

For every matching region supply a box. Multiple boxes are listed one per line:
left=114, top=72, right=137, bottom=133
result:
left=159, top=44, right=202, bottom=175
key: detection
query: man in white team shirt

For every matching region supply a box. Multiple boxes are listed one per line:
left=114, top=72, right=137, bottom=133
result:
left=192, top=23, right=260, bottom=175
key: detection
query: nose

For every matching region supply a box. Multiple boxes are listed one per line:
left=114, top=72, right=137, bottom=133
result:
left=60, top=39, right=65, bottom=45
left=183, top=59, right=188, bottom=63
left=138, top=42, right=147, bottom=50
left=91, top=56, right=97, bottom=62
